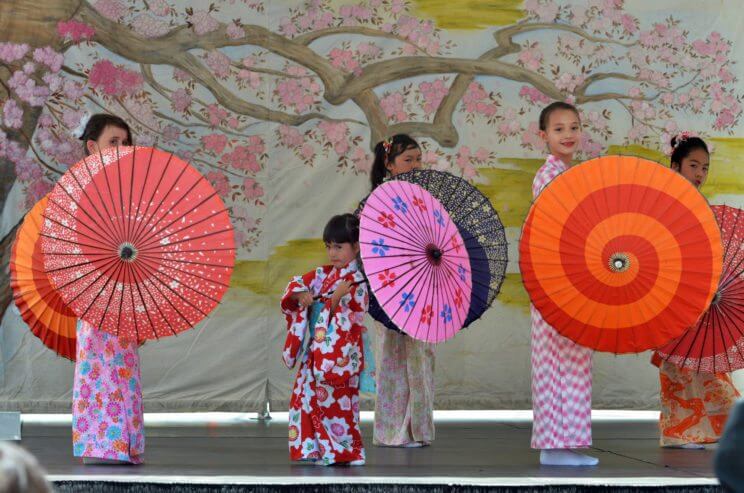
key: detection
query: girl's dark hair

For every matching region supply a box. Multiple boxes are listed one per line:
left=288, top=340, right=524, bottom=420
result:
left=670, top=135, right=708, bottom=169
left=323, top=213, right=359, bottom=244
left=538, top=101, right=580, bottom=131
left=80, top=113, right=133, bottom=156
left=370, top=134, right=420, bottom=190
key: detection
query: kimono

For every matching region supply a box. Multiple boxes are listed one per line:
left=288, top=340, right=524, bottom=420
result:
left=373, top=325, right=435, bottom=446
left=281, top=260, right=368, bottom=465
left=355, top=193, right=435, bottom=447
left=72, top=320, right=144, bottom=463
left=652, top=353, right=740, bottom=446
left=530, top=155, right=593, bottom=450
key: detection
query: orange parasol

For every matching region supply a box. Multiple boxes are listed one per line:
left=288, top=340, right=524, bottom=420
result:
left=519, top=155, right=722, bottom=353
left=10, top=196, right=77, bottom=360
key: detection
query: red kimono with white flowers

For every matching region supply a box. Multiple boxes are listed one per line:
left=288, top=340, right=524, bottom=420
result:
left=281, top=260, right=368, bottom=465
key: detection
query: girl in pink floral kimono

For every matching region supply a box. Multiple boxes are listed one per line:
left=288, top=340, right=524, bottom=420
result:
left=72, top=114, right=144, bottom=465
left=359, top=135, right=436, bottom=449
left=281, top=214, right=368, bottom=465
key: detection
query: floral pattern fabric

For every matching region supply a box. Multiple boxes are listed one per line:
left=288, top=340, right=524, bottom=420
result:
left=281, top=260, right=367, bottom=465
left=655, top=358, right=740, bottom=446
left=72, top=320, right=144, bottom=463
left=372, top=322, right=435, bottom=446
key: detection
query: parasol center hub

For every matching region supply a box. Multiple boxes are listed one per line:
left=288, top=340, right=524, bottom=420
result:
left=119, top=243, right=138, bottom=262
left=712, top=291, right=721, bottom=305
left=426, top=244, right=443, bottom=266
left=608, top=252, right=630, bottom=273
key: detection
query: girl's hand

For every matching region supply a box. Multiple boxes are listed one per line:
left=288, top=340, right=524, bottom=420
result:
left=330, top=281, right=352, bottom=310
left=292, top=291, right=313, bottom=309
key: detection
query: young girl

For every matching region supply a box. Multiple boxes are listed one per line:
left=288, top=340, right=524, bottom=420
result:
left=72, top=114, right=144, bottom=465
left=281, top=213, right=368, bottom=466
left=531, top=102, right=598, bottom=466
left=358, top=134, right=435, bottom=448
left=652, top=133, right=740, bottom=448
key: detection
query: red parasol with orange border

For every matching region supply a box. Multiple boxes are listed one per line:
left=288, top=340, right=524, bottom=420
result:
left=10, top=195, right=77, bottom=360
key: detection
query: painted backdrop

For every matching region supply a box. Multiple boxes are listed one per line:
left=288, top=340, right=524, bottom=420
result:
left=0, top=0, right=741, bottom=411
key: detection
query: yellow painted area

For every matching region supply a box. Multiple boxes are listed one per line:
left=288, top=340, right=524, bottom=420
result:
left=412, top=0, right=524, bottom=29
left=230, top=239, right=326, bottom=296
left=707, top=138, right=744, bottom=197
left=476, top=159, right=543, bottom=228
left=497, top=273, right=530, bottom=313
left=605, top=144, right=666, bottom=163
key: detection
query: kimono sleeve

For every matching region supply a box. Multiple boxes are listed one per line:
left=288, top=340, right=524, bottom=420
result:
left=312, top=281, right=369, bottom=385
left=280, top=268, right=324, bottom=314
left=280, top=267, right=323, bottom=369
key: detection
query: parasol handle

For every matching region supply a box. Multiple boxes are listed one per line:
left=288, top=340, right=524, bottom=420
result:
left=312, top=280, right=366, bottom=301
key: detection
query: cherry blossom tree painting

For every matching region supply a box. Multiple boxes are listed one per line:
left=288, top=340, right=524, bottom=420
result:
left=2, top=1, right=740, bottom=220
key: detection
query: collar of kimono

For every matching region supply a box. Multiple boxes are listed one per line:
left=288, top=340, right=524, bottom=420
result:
left=546, top=154, right=569, bottom=171
left=335, top=259, right=364, bottom=283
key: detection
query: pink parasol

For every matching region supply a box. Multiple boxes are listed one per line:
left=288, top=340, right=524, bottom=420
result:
left=359, top=180, right=472, bottom=343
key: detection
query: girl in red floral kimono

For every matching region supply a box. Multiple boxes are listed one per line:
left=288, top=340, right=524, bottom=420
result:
left=281, top=213, right=368, bottom=466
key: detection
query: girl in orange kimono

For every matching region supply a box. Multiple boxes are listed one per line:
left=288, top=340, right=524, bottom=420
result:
left=653, top=133, right=740, bottom=448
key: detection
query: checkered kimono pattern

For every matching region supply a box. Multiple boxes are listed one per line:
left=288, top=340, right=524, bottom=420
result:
left=529, top=155, right=593, bottom=450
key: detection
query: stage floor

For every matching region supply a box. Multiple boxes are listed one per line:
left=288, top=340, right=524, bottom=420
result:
left=21, top=412, right=719, bottom=490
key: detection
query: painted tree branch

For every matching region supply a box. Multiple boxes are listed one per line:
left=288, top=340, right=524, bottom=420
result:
left=61, top=65, right=87, bottom=79
left=77, top=4, right=365, bottom=128
left=494, top=21, right=638, bottom=49
left=154, top=109, right=252, bottom=139
left=228, top=61, right=311, bottom=79
left=614, top=97, right=665, bottom=134
left=77, top=2, right=345, bottom=92
left=575, top=72, right=661, bottom=100
left=174, top=51, right=354, bottom=126
left=343, top=21, right=642, bottom=118
left=294, top=26, right=429, bottom=55
left=191, top=157, right=252, bottom=179
left=74, top=1, right=671, bottom=149
left=333, top=56, right=566, bottom=104
left=140, top=64, right=258, bottom=137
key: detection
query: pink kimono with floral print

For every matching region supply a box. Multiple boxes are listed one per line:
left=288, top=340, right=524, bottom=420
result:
left=281, top=260, right=368, bottom=465
left=72, top=320, right=144, bottom=463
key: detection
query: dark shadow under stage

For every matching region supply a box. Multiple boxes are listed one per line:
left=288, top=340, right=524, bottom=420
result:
left=21, top=412, right=722, bottom=492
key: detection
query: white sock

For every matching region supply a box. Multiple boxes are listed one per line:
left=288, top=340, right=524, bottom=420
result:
left=667, top=443, right=705, bottom=450
left=315, top=459, right=366, bottom=466
left=540, top=449, right=599, bottom=466
left=402, top=442, right=425, bottom=448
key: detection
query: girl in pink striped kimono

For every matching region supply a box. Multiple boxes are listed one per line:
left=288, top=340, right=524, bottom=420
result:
left=530, top=102, right=597, bottom=467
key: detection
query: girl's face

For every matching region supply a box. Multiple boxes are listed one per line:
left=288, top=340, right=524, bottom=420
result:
left=672, top=148, right=709, bottom=189
left=86, top=125, right=131, bottom=155
left=386, top=147, right=422, bottom=177
left=326, top=241, right=359, bottom=269
left=539, top=109, right=581, bottom=162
